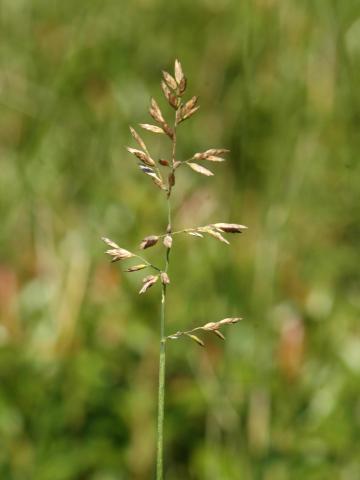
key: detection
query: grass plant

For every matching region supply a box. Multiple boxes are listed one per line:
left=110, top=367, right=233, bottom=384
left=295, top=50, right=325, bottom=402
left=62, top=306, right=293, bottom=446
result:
left=102, top=59, right=247, bottom=478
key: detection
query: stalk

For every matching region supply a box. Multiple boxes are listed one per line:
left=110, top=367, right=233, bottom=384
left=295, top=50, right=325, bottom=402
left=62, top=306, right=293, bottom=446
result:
left=156, top=292, right=166, bottom=480
left=156, top=219, right=169, bottom=479
left=156, top=113, right=177, bottom=480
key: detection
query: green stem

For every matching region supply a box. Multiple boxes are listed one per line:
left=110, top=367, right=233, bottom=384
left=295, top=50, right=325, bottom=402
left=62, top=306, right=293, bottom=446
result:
left=156, top=201, right=172, bottom=480
left=156, top=300, right=166, bottom=479
left=156, top=114, right=177, bottom=480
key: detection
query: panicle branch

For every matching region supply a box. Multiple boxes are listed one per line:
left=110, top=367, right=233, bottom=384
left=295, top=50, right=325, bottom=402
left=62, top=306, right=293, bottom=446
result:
left=167, top=317, right=243, bottom=346
left=136, top=222, right=248, bottom=249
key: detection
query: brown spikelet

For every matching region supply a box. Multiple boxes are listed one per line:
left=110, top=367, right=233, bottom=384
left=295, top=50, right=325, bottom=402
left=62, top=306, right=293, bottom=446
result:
left=160, top=80, right=170, bottom=97
left=139, top=275, right=159, bottom=294
left=187, top=231, right=204, bottom=238
left=187, top=162, right=214, bottom=177
left=204, top=156, right=226, bottom=162
left=212, top=223, right=248, bottom=233
left=206, top=229, right=230, bottom=245
left=160, top=272, right=170, bottom=285
left=102, top=237, right=134, bottom=262
left=129, top=126, right=149, bottom=154
left=183, top=96, right=198, bottom=112
left=205, top=148, right=230, bottom=156
left=161, top=81, right=179, bottom=109
left=201, top=322, right=217, bottom=330
left=162, top=71, right=177, bottom=90
left=163, top=235, right=173, bottom=249
left=127, top=147, right=155, bottom=167
left=218, top=317, right=242, bottom=325
left=186, top=333, right=204, bottom=347
left=174, top=59, right=187, bottom=95
left=149, top=98, right=165, bottom=124
left=161, top=81, right=172, bottom=103
left=174, top=59, right=185, bottom=85
left=178, top=76, right=187, bottom=95
left=102, top=237, right=120, bottom=250
left=213, top=330, right=225, bottom=340
left=193, top=148, right=230, bottom=160
left=178, top=106, right=199, bottom=123
left=140, top=235, right=159, bottom=250
left=162, top=122, right=174, bottom=139
left=177, top=97, right=199, bottom=123
left=167, top=331, right=183, bottom=340
left=124, top=264, right=148, bottom=272
left=152, top=176, right=165, bottom=190
left=138, top=166, right=163, bottom=188
left=201, top=317, right=242, bottom=334
left=139, top=123, right=165, bottom=134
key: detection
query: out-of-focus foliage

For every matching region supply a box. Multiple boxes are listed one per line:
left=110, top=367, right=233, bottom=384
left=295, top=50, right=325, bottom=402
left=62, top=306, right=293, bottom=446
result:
left=1, top=0, right=360, bottom=479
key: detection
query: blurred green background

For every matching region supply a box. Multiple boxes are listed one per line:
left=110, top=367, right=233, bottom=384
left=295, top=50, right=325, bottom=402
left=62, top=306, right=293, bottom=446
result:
left=1, top=0, right=360, bottom=479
